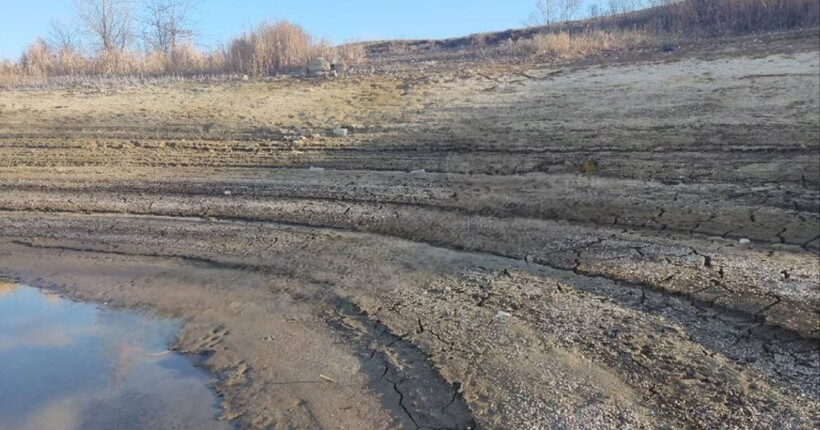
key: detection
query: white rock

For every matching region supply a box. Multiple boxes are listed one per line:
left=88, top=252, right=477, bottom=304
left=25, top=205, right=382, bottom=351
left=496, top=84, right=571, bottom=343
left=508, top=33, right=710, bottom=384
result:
left=495, top=310, right=512, bottom=320
left=738, top=238, right=751, bottom=244
left=223, top=190, right=232, bottom=196
left=308, top=57, right=331, bottom=75
left=333, top=128, right=348, bottom=137
left=409, top=169, right=426, bottom=174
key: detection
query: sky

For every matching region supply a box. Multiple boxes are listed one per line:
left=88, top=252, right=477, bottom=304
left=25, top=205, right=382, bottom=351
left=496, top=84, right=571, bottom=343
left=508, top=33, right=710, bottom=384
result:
left=0, top=0, right=559, bottom=60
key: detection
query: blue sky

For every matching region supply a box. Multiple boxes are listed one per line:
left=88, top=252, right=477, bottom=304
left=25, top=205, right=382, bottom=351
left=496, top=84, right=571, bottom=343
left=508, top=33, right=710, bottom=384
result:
left=0, top=0, right=557, bottom=60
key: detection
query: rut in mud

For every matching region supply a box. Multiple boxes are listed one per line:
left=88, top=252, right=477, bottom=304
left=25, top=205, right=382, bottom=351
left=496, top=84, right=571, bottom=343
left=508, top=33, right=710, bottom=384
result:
left=1, top=30, right=818, bottom=429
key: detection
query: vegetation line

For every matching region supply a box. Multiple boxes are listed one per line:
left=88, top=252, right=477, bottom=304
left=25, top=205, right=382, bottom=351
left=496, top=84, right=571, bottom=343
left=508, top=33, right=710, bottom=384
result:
left=0, top=0, right=817, bottom=82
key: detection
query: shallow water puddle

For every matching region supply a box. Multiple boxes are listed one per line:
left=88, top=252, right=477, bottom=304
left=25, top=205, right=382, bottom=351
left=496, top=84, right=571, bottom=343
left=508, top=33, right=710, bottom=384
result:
left=0, top=284, right=230, bottom=430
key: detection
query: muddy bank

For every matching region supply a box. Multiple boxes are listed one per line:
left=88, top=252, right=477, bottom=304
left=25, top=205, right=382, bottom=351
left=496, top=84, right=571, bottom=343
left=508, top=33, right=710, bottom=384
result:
left=1, top=211, right=818, bottom=429
left=1, top=30, right=819, bottom=429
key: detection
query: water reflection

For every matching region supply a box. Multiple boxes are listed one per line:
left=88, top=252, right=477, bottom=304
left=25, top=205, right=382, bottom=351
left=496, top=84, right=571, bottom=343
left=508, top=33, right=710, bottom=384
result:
left=0, top=284, right=229, bottom=430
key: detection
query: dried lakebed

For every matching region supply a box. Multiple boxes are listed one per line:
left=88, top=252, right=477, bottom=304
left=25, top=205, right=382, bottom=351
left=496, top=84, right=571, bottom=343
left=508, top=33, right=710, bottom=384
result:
left=0, top=32, right=818, bottom=429
left=0, top=282, right=230, bottom=430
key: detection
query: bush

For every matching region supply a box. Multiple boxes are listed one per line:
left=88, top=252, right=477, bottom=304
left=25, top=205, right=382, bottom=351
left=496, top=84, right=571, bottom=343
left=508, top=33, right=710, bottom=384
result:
left=4, top=19, right=360, bottom=80
left=20, top=39, right=52, bottom=76
left=227, top=21, right=318, bottom=76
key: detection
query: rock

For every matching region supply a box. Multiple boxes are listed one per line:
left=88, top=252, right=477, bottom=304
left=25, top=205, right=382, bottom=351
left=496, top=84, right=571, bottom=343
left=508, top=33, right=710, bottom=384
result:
left=738, top=238, right=751, bottom=244
left=409, top=169, right=426, bottom=174
left=308, top=57, right=331, bottom=76
left=223, top=190, right=232, bottom=196
left=332, top=128, right=348, bottom=137
left=331, top=60, right=348, bottom=76
left=495, top=310, right=512, bottom=320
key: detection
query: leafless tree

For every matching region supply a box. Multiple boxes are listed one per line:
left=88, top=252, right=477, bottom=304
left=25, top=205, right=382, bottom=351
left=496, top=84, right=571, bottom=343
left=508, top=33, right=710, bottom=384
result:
left=559, top=0, right=583, bottom=22
left=527, top=0, right=584, bottom=26
left=526, top=0, right=557, bottom=26
left=607, top=0, right=622, bottom=16
left=74, top=0, right=133, bottom=52
left=48, top=20, right=80, bottom=53
left=141, top=0, right=199, bottom=55
left=587, top=2, right=602, bottom=28
left=588, top=2, right=602, bottom=19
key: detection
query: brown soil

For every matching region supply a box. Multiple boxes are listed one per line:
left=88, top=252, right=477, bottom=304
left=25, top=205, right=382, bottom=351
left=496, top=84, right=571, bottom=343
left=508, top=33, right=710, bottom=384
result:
left=1, top=29, right=818, bottom=429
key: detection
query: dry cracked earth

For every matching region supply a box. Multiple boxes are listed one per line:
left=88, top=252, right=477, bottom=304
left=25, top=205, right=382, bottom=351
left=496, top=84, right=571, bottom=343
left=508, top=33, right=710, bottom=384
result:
left=0, top=30, right=819, bottom=429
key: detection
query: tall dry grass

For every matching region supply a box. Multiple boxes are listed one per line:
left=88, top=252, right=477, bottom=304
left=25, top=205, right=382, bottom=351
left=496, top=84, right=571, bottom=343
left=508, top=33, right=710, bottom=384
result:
left=2, top=0, right=817, bottom=80
left=2, top=19, right=362, bottom=80
left=497, top=0, right=817, bottom=59
left=653, top=0, right=820, bottom=34
left=507, top=30, right=648, bottom=58
left=227, top=21, right=316, bottom=75
left=226, top=21, right=365, bottom=76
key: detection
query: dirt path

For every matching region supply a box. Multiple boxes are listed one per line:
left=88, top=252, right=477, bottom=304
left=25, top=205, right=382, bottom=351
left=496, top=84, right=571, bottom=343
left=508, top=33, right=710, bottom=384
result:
left=1, top=31, right=818, bottom=429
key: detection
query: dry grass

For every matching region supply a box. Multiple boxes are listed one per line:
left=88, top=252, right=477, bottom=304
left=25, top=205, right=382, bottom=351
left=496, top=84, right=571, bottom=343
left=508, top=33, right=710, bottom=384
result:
left=2, top=0, right=817, bottom=80
left=491, top=0, right=817, bottom=60
left=507, top=30, right=648, bottom=58
left=226, top=22, right=365, bottom=76
left=2, top=19, right=361, bottom=80
left=655, top=0, right=820, bottom=34
left=227, top=21, right=317, bottom=76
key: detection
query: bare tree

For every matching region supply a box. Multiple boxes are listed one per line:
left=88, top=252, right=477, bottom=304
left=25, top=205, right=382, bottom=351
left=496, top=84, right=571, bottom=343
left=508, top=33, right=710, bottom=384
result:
left=587, top=2, right=601, bottom=21
left=526, top=0, right=558, bottom=26
left=559, top=0, right=583, bottom=22
left=527, top=0, right=583, bottom=26
left=48, top=20, right=80, bottom=54
left=141, top=0, right=199, bottom=55
left=74, top=0, right=133, bottom=52
left=587, top=2, right=602, bottom=29
left=607, top=0, right=622, bottom=17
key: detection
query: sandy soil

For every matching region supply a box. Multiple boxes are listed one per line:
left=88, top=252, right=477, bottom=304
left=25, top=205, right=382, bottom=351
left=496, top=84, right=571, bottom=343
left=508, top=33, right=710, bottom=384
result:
left=1, top=29, right=818, bottom=429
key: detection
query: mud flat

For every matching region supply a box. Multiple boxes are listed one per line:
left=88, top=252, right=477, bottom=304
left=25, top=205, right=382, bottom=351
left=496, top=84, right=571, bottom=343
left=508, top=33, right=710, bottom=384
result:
left=0, top=30, right=818, bottom=429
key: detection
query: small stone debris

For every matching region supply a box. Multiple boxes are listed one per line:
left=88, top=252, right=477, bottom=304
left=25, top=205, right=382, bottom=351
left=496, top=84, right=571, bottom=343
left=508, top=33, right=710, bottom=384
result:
left=223, top=190, right=232, bottom=196
left=495, top=310, right=512, bottom=320
left=738, top=238, right=751, bottom=244
left=333, top=128, right=349, bottom=137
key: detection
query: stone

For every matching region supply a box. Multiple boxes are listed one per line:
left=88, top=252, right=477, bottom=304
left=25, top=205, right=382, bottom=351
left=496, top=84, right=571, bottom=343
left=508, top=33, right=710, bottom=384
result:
left=308, top=57, right=331, bottom=76
left=331, top=60, right=348, bottom=76
left=495, top=310, right=512, bottom=320
left=332, top=128, right=348, bottom=137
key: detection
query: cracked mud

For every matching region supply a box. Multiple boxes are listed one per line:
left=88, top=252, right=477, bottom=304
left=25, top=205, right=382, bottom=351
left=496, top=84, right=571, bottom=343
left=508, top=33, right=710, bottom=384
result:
left=1, top=30, right=818, bottom=429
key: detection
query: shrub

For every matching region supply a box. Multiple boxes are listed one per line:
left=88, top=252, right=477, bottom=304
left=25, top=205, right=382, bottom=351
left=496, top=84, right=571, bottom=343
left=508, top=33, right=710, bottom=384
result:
left=20, top=39, right=52, bottom=76
left=227, top=21, right=318, bottom=76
